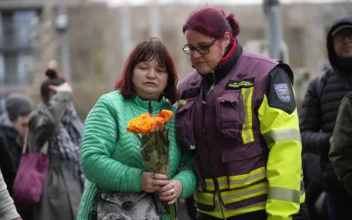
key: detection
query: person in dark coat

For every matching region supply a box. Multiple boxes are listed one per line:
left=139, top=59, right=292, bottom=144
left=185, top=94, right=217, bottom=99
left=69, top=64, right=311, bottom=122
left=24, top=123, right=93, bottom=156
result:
left=329, top=91, right=352, bottom=196
left=299, top=16, right=352, bottom=220
left=0, top=93, right=33, bottom=220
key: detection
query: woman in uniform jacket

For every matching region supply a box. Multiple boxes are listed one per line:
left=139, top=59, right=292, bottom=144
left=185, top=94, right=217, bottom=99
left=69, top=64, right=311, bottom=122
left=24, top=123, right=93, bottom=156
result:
left=176, top=7, right=307, bottom=220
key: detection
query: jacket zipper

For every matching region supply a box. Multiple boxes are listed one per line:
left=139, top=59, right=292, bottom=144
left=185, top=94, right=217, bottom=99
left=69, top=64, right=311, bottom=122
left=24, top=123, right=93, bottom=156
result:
left=149, top=100, right=152, bottom=114
left=202, top=73, right=225, bottom=219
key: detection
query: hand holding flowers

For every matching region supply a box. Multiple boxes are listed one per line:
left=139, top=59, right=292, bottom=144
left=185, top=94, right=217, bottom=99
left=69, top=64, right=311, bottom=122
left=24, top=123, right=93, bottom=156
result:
left=158, top=180, right=183, bottom=205
left=141, top=172, right=169, bottom=193
left=127, top=109, right=180, bottom=219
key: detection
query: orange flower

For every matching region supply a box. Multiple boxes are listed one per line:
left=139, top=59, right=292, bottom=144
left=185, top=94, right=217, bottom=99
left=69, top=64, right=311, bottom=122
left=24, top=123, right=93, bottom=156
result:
left=154, top=116, right=166, bottom=130
left=127, top=113, right=154, bottom=134
left=148, top=117, right=158, bottom=132
left=140, top=113, right=152, bottom=120
left=155, top=110, right=173, bottom=123
left=127, top=110, right=173, bottom=134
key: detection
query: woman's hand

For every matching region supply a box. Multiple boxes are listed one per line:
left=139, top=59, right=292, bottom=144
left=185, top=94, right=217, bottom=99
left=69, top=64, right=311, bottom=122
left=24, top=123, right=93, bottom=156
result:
left=141, top=172, right=169, bottom=193
left=158, top=180, right=183, bottom=205
left=49, top=82, right=73, bottom=93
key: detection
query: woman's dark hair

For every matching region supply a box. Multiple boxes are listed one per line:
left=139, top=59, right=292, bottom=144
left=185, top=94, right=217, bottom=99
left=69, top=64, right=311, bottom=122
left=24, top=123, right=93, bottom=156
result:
left=115, top=38, right=178, bottom=104
left=183, top=7, right=240, bottom=45
left=40, top=68, right=66, bottom=98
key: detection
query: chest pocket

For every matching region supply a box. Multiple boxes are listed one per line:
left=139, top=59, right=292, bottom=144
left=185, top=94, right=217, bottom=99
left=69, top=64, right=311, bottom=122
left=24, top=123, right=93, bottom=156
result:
left=215, top=92, right=244, bottom=140
left=175, top=98, right=196, bottom=150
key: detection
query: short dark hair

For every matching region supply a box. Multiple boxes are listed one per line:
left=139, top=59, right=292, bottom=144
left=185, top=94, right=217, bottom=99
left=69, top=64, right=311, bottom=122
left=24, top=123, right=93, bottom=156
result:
left=183, top=7, right=240, bottom=45
left=115, top=38, right=178, bottom=104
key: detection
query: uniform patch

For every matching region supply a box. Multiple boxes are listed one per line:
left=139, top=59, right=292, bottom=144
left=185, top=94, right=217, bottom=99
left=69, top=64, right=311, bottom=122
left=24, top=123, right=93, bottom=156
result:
left=274, top=83, right=291, bottom=103
left=226, top=78, right=255, bottom=90
left=178, top=99, right=187, bottom=106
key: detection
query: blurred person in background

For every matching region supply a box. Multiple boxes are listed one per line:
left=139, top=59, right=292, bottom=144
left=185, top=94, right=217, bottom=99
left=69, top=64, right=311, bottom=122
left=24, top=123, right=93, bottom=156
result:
left=77, top=38, right=197, bottom=220
left=176, top=6, right=307, bottom=220
left=329, top=92, right=352, bottom=211
left=28, top=66, right=84, bottom=220
left=0, top=93, right=33, bottom=220
left=300, top=59, right=331, bottom=220
left=0, top=168, right=22, bottom=220
left=0, top=93, right=33, bottom=194
left=299, top=16, right=352, bottom=220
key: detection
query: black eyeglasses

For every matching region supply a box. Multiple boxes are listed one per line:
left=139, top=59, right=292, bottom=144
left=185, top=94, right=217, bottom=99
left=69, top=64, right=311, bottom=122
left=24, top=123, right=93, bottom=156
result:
left=334, top=30, right=352, bottom=42
left=182, top=39, right=217, bottom=55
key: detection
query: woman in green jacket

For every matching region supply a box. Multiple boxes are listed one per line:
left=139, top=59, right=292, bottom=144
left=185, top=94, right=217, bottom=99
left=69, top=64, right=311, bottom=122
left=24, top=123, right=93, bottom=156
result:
left=77, top=38, right=197, bottom=220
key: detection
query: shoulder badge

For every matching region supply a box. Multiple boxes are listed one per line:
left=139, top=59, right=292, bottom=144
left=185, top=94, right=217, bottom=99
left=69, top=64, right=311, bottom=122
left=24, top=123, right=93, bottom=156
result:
left=274, top=83, right=291, bottom=103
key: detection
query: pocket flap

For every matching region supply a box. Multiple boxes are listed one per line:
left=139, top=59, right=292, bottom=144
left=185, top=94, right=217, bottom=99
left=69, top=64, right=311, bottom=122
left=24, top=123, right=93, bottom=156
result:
left=176, top=99, right=195, bottom=114
left=219, top=93, right=239, bottom=103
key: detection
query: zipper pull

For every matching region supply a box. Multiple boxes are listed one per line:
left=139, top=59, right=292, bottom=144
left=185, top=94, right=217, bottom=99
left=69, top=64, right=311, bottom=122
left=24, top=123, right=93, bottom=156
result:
left=148, top=100, right=152, bottom=114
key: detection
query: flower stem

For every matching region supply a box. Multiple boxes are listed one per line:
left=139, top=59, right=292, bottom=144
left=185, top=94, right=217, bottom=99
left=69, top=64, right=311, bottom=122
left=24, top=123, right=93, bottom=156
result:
left=167, top=204, right=176, bottom=220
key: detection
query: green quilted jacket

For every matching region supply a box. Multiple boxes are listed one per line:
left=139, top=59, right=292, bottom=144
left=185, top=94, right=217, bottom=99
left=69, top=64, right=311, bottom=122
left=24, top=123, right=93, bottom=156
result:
left=77, top=91, right=197, bottom=220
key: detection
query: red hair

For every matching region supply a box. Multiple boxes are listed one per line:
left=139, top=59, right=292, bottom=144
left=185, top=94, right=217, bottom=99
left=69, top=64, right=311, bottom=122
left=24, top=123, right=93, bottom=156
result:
left=183, top=7, right=240, bottom=44
left=115, top=38, right=178, bottom=104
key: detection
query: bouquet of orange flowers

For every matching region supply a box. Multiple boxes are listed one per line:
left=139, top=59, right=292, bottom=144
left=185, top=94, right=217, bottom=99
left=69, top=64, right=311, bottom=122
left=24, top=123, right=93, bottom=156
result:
left=127, top=109, right=175, bottom=219
left=127, top=109, right=174, bottom=175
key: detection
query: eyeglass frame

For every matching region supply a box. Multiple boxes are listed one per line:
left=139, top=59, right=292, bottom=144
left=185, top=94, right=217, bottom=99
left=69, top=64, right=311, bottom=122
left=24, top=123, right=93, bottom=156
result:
left=333, top=29, right=352, bottom=42
left=182, top=39, right=217, bottom=55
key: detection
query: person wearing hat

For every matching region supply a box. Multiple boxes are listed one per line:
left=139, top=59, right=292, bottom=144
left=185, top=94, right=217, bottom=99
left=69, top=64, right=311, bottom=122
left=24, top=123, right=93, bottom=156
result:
left=300, top=16, right=352, bottom=220
left=0, top=93, right=33, bottom=220
left=0, top=93, right=33, bottom=194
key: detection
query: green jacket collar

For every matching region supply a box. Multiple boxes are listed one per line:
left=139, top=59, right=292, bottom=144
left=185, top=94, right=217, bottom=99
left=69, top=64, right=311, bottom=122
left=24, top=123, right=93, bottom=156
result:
left=129, top=95, right=165, bottom=115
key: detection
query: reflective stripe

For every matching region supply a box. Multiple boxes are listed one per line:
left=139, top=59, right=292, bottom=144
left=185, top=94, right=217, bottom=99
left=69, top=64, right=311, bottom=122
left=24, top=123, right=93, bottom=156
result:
left=218, top=167, right=266, bottom=189
left=268, top=186, right=300, bottom=203
left=194, top=190, right=214, bottom=206
left=221, top=182, right=268, bottom=204
left=195, top=182, right=268, bottom=206
left=262, top=128, right=301, bottom=146
left=202, top=167, right=266, bottom=191
left=241, top=87, right=255, bottom=144
left=197, top=192, right=266, bottom=219
left=205, top=178, right=215, bottom=191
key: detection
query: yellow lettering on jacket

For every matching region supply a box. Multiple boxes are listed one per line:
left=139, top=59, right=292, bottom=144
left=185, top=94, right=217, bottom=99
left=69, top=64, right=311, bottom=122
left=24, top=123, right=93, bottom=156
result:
left=227, top=81, right=254, bottom=89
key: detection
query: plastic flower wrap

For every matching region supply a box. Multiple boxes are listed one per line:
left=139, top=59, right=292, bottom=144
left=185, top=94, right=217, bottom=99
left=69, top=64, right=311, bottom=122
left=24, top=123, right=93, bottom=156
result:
left=127, top=110, right=175, bottom=219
